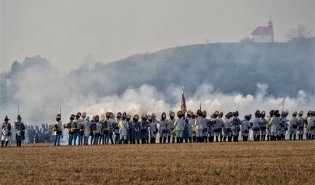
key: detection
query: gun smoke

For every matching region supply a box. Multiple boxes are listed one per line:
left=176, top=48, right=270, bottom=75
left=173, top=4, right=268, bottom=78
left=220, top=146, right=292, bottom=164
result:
left=0, top=41, right=314, bottom=124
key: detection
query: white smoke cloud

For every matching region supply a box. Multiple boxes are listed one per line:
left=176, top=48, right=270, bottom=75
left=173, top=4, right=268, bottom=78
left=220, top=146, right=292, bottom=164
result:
left=3, top=65, right=315, bottom=125
left=1, top=55, right=314, bottom=125
left=63, top=83, right=314, bottom=122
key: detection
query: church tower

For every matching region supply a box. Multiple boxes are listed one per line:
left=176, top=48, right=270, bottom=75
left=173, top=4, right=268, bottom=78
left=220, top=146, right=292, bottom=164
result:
left=268, top=16, right=274, bottom=42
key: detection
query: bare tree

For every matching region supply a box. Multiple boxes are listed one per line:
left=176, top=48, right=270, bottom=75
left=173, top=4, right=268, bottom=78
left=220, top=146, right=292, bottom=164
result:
left=286, top=24, right=313, bottom=40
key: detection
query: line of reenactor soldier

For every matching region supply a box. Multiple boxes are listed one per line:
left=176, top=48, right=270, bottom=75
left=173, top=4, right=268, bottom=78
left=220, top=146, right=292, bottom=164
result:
left=49, top=109, right=315, bottom=146
left=2, top=109, right=314, bottom=147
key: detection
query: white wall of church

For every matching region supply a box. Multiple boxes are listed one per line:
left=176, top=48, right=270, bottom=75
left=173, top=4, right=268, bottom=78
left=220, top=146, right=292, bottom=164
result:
left=250, top=35, right=273, bottom=43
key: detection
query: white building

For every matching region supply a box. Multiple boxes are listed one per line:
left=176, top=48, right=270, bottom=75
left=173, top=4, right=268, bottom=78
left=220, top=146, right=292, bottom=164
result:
left=250, top=18, right=274, bottom=43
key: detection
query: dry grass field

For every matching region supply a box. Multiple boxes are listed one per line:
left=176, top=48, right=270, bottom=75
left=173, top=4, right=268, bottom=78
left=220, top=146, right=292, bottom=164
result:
left=0, top=141, right=315, bottom=185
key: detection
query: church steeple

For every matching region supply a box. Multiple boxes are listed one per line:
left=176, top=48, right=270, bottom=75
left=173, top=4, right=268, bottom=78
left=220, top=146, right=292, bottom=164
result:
left=268, top=16, right=274, bottom=42
left=268, top=16, right=273, bottom=28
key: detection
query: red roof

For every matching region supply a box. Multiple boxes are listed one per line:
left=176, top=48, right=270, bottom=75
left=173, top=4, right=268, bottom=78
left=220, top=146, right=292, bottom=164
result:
left=251, top=26, right=273, bottom=35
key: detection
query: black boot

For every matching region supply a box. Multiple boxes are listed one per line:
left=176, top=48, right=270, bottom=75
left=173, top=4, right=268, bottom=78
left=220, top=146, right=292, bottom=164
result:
left=293, top=134, right=296, bottom=140
left=1, top=140, right=4, bottom=147
left=233, top=136, right=237, bottom=142
left=216, top=136, right=219, bottom=142
left=5, top=141, right=8, bottom=147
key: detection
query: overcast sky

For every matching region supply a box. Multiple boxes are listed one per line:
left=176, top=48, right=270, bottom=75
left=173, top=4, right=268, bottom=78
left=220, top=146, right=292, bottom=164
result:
left=1, top=0, right=314, bottom=71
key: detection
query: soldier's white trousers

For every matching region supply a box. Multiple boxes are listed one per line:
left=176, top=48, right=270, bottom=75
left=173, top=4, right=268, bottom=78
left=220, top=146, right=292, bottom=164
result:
left=196, top=130, right=203, bottom=137
left=1, top=135, right=10, bottom=141
left=176, top=130, right=183, bottom=138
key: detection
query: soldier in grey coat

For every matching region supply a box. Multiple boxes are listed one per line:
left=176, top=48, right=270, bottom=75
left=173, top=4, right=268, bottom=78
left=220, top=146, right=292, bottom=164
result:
left=131, top=114, right=141, bottom=144
left=14, top=115, right=26, bottom=147
left=1, top=116, right=12, bottom=147
left=297, top=111, right=306, bottom=140
left=289, top=112, right=299, bottom=140
left=140, top=114, right=149, bottom=144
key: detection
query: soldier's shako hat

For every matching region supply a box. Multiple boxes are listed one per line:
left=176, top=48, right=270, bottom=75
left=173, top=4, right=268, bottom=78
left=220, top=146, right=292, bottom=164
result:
left=281, top=110, right=289, bottom=117
left=152, top=113, right=156, bottom=119
left=17, top=115, right=22, bottom=120
left=161, top=112, right=166, bottom=119
left=122, top=112, right=127, bottom=119
left=147, top=115, right=152, bottom=120
left=133, top=114, right=139, bottom=120
left=177, top=111, right=183, bottom=117
left=225, top=113, right=230, bottom=118
left=70, top=114, right=75, bottom=120
left=233, top=111, right=239, bottom=117
left=4, top=116, right=9, bottom=121
left=269, top=110, right=275, bottom=116
left=187, top=110, right=192, bottom=116
left=227, top=112, right=233, bottom=118
left=298, top=111, right=303, bottom=116
left=94, top=115, right=100, bottom=122
left=141, top=114, right=147, bottom=119
left=169, top=111, right=175, bottom=117
left=56, top=114, right=61, bottom=119
left=214, top=111, right=219, bottom=116
left=244, top=114, right=251, bottom=121
left=255, top=110, right=261, bottom=117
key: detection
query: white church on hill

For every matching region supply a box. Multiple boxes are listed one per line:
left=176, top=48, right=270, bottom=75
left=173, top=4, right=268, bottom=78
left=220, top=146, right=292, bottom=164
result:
left=250, top=17, right=274, bottom=43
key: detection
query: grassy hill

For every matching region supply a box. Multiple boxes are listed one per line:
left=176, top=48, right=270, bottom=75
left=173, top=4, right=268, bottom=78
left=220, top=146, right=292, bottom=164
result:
left=72, top=38, right=314, bottom=97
